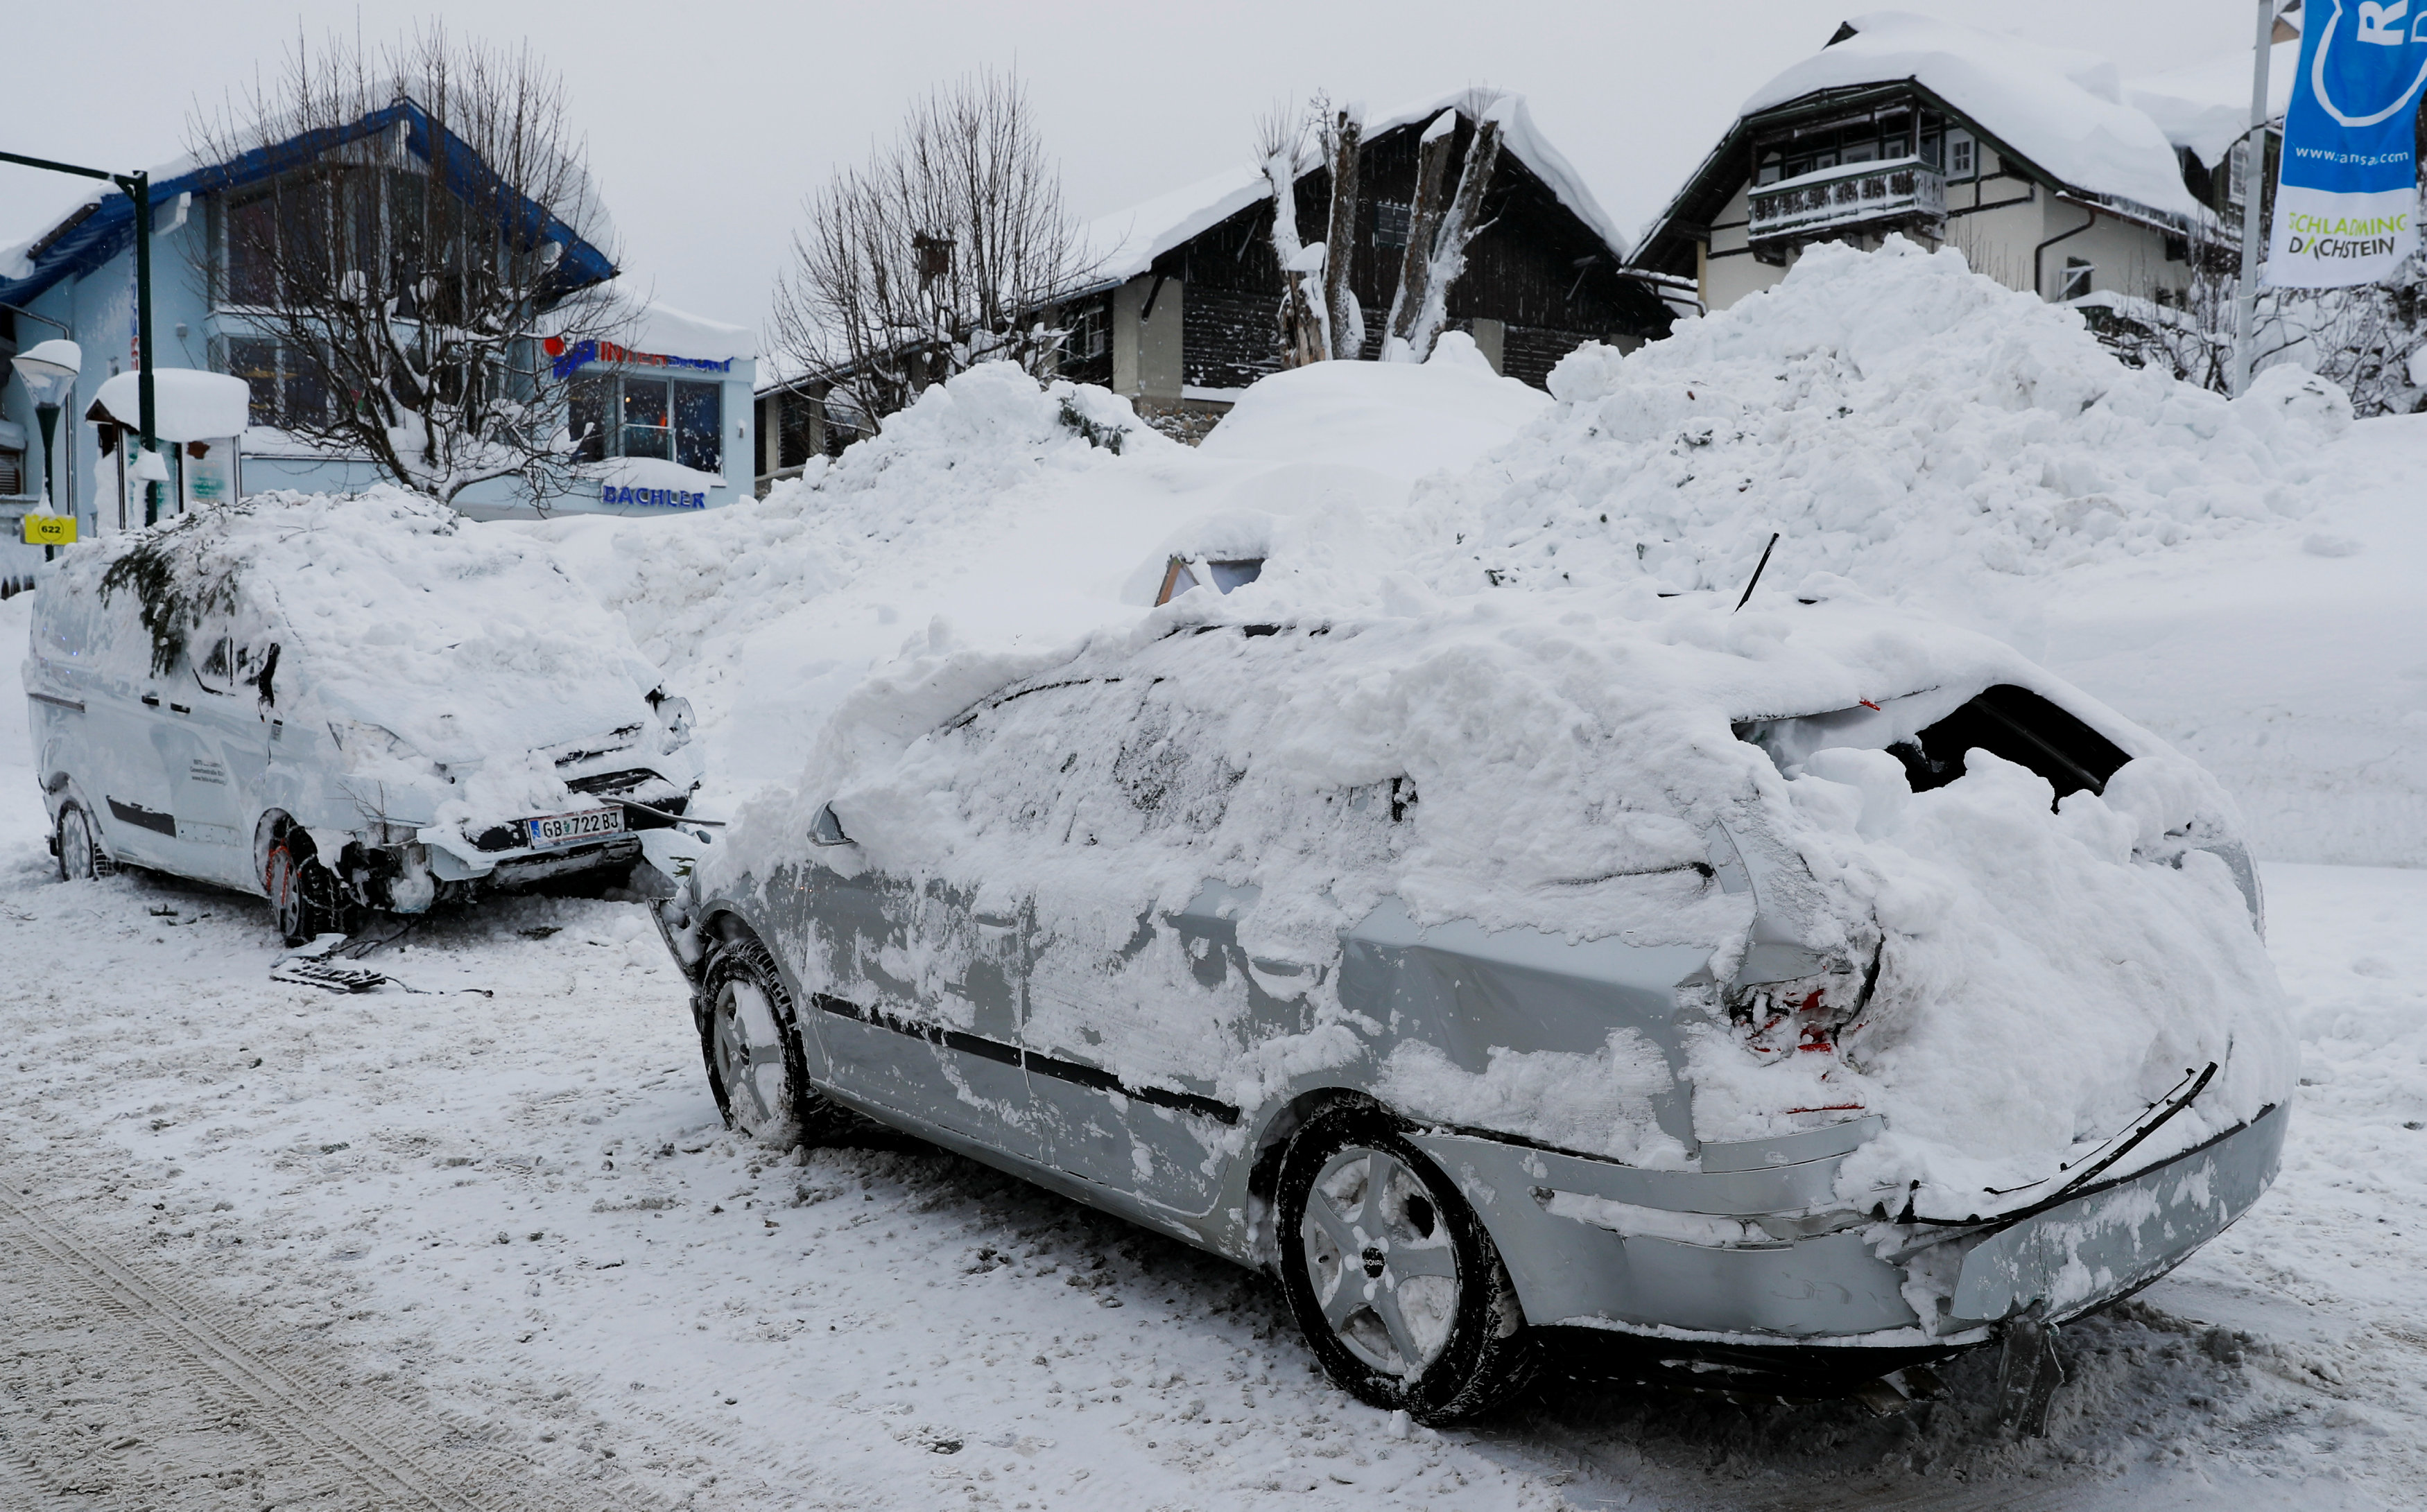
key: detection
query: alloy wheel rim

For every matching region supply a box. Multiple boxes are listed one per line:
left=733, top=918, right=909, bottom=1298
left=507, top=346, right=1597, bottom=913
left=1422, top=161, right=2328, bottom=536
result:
left=712, top=981, right=787, bottom=1132
left=1299, top=1145, right=1462, bottom=1378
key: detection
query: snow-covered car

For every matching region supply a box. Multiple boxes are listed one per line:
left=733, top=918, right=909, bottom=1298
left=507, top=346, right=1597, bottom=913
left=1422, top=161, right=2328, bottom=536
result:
left=22, top=490, right=702, bottom=943
left=644, top=591, right=2290, bottom=1425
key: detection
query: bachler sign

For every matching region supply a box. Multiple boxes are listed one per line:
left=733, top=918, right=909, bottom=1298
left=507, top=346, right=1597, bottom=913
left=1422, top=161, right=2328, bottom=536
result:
left=601, top=485, right=707, bottom=509
left=542, top=335, right=736, bottom=381
left=2269, top=0, right=2427, bottom=286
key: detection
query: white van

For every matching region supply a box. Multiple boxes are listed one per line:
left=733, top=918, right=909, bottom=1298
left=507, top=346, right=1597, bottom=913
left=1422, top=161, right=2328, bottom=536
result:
left=21, top=489, right=702, bottom=942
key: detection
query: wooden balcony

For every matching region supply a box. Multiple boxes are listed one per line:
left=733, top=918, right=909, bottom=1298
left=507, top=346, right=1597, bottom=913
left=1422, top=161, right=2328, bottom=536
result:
left=1747, top=157, right=1946, bottom=256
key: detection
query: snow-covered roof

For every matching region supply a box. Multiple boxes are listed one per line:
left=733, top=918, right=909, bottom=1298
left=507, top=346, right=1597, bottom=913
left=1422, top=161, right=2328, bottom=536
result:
left=2127, top=38, right=2297, bottom=166
left=1083, top=89, right=1632, bottom=286
left=85, top=370, right=252, bottom=442
left=1741, top=12, right=2209, bottom=223
left=551, top=280, right=756, bottom=362
left=0, top=92, right=618, bottom=310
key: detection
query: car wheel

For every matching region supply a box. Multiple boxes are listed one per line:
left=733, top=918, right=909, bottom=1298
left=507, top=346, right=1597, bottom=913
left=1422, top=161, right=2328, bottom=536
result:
left=698, top=937, right=823, bottom=1148
left=264, top=837, right=342, bottom=947
left=54, top=801, right=114, bottom=881
left=1277, top=1104, right=1538, bottom=1423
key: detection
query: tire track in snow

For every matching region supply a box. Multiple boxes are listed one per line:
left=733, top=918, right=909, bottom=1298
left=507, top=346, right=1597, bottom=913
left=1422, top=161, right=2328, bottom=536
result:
left=0, top=1173, right=633, bottom=1512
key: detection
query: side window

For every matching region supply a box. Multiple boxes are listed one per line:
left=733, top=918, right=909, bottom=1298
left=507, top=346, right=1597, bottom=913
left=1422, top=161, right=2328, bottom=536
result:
left=193, top=632, right=237, bottom=695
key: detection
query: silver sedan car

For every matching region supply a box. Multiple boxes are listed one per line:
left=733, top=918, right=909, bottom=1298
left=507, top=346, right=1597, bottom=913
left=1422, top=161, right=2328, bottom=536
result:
left=644, top=617, right=2283, bottom=1426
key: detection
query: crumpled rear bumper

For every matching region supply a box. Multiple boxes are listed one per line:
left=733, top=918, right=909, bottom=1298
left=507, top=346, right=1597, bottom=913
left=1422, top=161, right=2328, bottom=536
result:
left=1411, top=1101, right=2286, bottom=1357
left=1945, top=1101, right=2288, bottom=1328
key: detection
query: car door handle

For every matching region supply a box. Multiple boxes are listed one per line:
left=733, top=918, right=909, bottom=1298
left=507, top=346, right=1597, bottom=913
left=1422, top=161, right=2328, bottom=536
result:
left=141, top=693, right=161, bottom=707
left=170, top=704, right=191, bottom=715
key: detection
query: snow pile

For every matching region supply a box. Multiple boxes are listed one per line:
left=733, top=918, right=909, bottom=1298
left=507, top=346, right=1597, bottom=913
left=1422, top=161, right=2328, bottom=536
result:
left=766, top=580, right=2290, bottom=1183
left=35, top=488, right=666, bottom=824
left=1418, top=238, right=2349, bottom=603
left=535, top=354, right=1552, bottom=800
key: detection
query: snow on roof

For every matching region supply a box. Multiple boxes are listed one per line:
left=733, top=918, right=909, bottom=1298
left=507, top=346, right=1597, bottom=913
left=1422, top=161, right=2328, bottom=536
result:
left=85, top=370, right=252, bottom=442
left=1, top=91, right=618, bottom=308
left=1742, top=11, right=2209, bottom=223
left=1083, top=89, right=1632, bottom=286
left=2127, top=38, right=2297, bottom=166
left=549, top=279, right=755, bottom=363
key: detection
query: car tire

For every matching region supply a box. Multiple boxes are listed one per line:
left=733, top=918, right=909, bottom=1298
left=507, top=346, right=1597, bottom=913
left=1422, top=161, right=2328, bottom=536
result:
left=265, top=835, right=343, bottom=947
left=54, top=801, right=114, bottom=882
left=1276, top=1104, right=1539, bottom=1423
left=697, top=937, right=839, bottom=1149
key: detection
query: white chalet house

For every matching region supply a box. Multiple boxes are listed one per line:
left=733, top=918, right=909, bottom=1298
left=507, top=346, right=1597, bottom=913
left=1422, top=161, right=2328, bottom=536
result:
left=1632, top=12, right=2291, bottom=313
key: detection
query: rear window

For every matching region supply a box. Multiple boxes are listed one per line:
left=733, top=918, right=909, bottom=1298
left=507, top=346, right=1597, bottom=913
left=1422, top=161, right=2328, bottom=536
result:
left=1741, top=684, right=2128, bottom=801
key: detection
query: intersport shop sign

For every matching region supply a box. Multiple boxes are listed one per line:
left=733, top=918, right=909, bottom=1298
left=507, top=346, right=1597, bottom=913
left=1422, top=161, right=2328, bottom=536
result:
left=2270, top=0, right=2427, bottom=286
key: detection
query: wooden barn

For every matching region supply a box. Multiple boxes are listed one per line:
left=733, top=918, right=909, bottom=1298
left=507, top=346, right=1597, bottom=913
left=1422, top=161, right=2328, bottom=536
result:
left=757, top=92, right=1692, bottom=482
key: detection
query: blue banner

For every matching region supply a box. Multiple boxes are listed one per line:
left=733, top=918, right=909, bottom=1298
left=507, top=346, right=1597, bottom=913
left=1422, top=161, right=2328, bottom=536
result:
left=2268, top=0, right=2427, bottom=286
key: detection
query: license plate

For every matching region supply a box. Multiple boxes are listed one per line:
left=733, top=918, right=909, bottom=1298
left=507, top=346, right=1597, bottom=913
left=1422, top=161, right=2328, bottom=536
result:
left=524, top=806, right=623, bottom=849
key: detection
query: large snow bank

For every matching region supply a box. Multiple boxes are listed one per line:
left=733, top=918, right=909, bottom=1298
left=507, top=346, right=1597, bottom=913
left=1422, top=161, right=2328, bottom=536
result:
left=535, top=354, right=1552, bottom=800
left=1745, top=12, right=2209, bottom=221
left=1419, top=237, right=2349, bottom=601
left=36, top=489, right=665, bottom=824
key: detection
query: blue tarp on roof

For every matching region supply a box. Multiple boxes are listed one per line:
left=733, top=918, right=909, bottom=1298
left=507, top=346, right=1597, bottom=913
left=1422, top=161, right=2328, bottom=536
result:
left=0, top=97, right=616, bottom=309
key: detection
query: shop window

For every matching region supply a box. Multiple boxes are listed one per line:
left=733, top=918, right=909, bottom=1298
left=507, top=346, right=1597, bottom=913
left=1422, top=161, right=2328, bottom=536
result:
left=0, top=448, right=22, bottom=497
left=621, top=376, right=671, bottom=460
left=567, top=374, right=610, bottom=463
left=2059, top=257, right=2095, bottom=302
left=569, top=372, right=723, bottom=473
left=674, top=381, right=722, bottom=473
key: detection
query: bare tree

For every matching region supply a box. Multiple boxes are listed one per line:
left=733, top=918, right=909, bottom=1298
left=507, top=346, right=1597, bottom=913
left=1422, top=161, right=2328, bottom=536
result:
left=1319, top=103, right=1366, bottom=361
left=1381, top=110, right=1460, bottom=360
left=1386, top=94, right=1506, bottom=363
left=772, top=70, right=1098, bottom=433
left=187, top=25, right=622, bottom=505
left=1255, top=103, right=1326, bottom=367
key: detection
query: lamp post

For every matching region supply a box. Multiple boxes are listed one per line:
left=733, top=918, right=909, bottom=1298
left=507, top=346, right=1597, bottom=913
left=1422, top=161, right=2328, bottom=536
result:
left=10, top=338, right=82, bottom=560
left=0, top=149, right=158, bottom=524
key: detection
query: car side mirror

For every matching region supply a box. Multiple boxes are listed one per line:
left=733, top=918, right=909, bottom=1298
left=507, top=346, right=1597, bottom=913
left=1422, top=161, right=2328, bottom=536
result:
left=809, top=803, right=852, bottom=846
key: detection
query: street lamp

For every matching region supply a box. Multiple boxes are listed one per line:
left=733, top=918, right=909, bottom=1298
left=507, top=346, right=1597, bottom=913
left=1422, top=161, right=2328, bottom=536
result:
left=12, top=338, right=83, bottom=530
left=1, top=149, right=159, bottom=523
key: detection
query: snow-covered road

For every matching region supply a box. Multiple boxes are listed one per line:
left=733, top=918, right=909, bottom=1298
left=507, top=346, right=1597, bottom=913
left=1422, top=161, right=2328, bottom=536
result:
left=0, top=742, right=2419, bottom=1510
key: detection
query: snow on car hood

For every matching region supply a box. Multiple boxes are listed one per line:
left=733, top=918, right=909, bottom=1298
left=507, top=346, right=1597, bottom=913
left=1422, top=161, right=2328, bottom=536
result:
left=722, top=575, right=2292, bottom=1197
left=35, top=489, right=668, bottom=821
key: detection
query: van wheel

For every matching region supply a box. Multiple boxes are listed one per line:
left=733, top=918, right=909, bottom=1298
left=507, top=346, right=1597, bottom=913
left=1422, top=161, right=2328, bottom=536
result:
left=55, top=802, right=114, bottom=881
left=698, top=938, right=824, bottom=1148
left=265, top=837, right=341, bottom=946
left=1277, top=1104, right=1538, bottom=1423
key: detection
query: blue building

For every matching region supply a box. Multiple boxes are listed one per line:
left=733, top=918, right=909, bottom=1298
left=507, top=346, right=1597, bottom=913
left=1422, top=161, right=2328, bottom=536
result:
left=1, top=96, right=755, bottom=565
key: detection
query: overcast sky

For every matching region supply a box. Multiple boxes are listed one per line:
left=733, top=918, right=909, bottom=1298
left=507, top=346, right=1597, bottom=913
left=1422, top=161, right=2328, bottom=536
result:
left=2, top=1, right=2258, bottom=341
